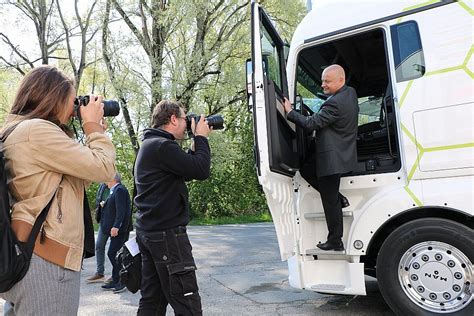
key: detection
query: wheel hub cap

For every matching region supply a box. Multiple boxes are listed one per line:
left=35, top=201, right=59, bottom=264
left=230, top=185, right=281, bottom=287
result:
left=399, top=241, right=473, bottom=313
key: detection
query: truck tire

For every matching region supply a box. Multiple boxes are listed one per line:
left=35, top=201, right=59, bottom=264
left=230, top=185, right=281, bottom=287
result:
left=376, top=218, right=473, bottom=315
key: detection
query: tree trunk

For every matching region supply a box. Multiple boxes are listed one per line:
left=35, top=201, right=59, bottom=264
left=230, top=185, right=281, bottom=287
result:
left=103, top=0, right=139, bottom=154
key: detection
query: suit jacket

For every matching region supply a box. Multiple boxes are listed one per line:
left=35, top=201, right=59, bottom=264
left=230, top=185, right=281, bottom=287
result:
left=94, top=183, right=109, bottom=223
left=99, top=183, right=131, bottom=235
left=287, top=85, right=359, bottom=177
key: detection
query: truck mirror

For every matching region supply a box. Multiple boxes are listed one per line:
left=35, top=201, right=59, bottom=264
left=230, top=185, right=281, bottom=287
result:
left=295, top=94, right=303, bottom=111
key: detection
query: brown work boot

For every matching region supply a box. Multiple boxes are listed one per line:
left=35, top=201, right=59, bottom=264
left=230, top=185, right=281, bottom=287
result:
left=86, top=273, right=105, bottom=283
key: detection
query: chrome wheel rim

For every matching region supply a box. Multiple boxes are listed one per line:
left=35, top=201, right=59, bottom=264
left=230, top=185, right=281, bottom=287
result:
left=398, top=241, right=473, bottom=313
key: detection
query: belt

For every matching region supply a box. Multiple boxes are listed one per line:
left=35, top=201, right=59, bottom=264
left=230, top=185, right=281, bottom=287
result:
left=169, top=226, right=187, bottom=234
left=138, top=226, right=187, bottom=234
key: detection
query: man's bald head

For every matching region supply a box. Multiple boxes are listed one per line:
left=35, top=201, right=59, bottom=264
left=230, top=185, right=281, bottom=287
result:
left=321, top=64, right=346, bottom=95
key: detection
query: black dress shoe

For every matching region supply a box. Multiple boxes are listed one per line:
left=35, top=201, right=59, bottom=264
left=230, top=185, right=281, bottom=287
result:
left=339, top=194, right=350, bottom=208
left=317, top=241, right=345, bottom=251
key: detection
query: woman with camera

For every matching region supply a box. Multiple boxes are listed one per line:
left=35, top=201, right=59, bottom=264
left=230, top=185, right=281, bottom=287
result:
left=0, top=65, right=116, bottom=315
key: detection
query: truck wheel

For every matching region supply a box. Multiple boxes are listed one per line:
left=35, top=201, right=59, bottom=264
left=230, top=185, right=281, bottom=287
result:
left=376, top=218, right=473, bottom=315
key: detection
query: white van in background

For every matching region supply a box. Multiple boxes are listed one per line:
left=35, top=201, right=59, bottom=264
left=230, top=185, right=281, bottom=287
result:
left=247, top=0, right=473, bottom=314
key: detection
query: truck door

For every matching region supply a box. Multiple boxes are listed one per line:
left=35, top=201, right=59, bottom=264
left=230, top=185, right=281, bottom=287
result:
left=250, top=2, right=299, bottom=260
left=251, top=3, right=298, bottom=175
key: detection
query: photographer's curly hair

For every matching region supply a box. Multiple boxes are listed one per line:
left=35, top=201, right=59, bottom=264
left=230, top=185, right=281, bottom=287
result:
left=151, top=100, right=185, bottom=128
left=10, top=65, right=75, bottom=126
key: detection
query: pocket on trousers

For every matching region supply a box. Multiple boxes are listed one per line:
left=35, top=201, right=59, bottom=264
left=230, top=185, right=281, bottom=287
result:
left=145, top=232, right=169, bottom=263
left=176, top=233, right=194, bottom=262
left=168, top=262, right=198, bottom=296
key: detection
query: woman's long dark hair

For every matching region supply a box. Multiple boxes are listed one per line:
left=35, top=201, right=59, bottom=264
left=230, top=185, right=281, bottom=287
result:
left=10, top=65, right=75, bottom=126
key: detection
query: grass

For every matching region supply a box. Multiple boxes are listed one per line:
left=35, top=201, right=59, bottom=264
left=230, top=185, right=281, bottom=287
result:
left=93, top=212, right=273, bottom=231
left=189, top=212, right=273, bottom=226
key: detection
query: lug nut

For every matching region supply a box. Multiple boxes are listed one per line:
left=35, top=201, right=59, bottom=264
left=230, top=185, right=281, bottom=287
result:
left=454, top=272, right=463, bottom=280
left=453, top=284, right=461, bottom=292
left=447, top=260, right=455, bottom=268
left=422, top=255, right=429, bottom=262
left=429, top=293, right=437, bottom=300
left=411, top=274, right=419, bottom=281
left=443, top=292, right=451, bottom=300
left=417, top=286, right=425, bottom=293
left=412, top=262, right=420, bottom=269
left=435, top=253, right=442, bottom=261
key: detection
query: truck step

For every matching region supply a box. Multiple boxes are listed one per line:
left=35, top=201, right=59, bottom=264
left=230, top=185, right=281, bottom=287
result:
left=310, top=284, right=346, bottom=291
left=305, top=248, right=347, bottom=255
left=304, top=211, right=353, bottom=220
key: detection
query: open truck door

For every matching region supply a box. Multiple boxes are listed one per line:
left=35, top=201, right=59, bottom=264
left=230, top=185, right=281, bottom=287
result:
left=249, top=1, right=299, bottom=261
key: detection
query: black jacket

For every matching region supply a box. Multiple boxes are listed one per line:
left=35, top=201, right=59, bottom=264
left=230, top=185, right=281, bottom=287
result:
left=287, top=85, right=359, bottom=177
left=99, top=183, right=132, bottom=235
left=134, top=128, right=211, bottom=231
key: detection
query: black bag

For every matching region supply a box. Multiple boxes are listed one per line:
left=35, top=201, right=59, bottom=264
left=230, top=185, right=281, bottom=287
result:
left=116, top=244, right=141, bottom=294
left=0, top=129, right=56, bottom=293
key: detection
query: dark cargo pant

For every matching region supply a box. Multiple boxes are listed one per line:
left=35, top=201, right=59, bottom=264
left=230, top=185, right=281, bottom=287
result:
left=136, top=226, right=202, bottom=316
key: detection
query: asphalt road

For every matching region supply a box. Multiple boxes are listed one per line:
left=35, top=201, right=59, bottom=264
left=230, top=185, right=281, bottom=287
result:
left=1, top=223, right=394, bottom=315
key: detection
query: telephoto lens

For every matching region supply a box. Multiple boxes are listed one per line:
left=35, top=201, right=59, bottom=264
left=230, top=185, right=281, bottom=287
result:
left=185, top=114, right=224, bottom=131
left=74, top=96, right=120, bottom=118
left=103, top=100, right=120, bottom=117
left=185, top=113, right=224, bottom=136
left=205, top=114, right=224, bottom=130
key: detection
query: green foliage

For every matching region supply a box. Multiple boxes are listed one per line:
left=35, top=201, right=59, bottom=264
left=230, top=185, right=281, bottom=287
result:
left=187, top=103, right=267, bottom=219
left=189, top=212, right=272, bottom=226
left=0, top=70, right=21, bottom=125
left=0, top=0, right=307, bottom=221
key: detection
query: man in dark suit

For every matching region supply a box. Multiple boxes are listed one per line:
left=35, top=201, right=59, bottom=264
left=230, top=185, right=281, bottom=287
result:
left=86, top=183, right=110, bottom=284
left=283, top=64, right=358, bottom=251
left=99, top=173, right=132, bottom=293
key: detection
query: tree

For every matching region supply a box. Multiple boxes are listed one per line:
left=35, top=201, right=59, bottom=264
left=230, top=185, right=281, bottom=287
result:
left=0, top=0, right=61, bottom=74
left=110, top=0, right=175, bottom=112
left=0, top=0, right=307, bottom=219
left=56, top=0, right=99, bottom=90
left=102, top=0, right=139, bottom=153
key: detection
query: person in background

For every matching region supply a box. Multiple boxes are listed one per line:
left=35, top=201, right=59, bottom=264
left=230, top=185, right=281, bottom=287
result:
left=86, top=183, right=110, bottom=284
left=100, top=173, right=131, bottom=294
left=0, top=65, right=116, bottom=315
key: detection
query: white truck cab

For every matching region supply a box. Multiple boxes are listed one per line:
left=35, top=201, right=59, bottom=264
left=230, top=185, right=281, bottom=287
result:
left=247, top=0, right=473, bottom=314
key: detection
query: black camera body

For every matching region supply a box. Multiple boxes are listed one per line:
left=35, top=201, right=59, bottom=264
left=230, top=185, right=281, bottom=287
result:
left=74, top=95, right=120, bottom=118
left=185, top=114, right=224, bottom=136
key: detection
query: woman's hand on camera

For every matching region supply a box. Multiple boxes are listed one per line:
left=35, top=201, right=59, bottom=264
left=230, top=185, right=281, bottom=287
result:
left=195, top=114, right=211, bottom=137
left=80, top=95, right=104, bottom=124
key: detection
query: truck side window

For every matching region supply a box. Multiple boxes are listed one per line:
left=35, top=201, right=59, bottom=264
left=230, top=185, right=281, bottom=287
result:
left=391, top=21, right=425, bottom=82
left=296, top=65, right=325, bottom=113
left=261, top=24, right=283, bottom=91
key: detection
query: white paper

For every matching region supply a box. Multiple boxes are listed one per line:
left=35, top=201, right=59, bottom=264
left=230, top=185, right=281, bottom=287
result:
left=125, top=237, right=140, bottom=256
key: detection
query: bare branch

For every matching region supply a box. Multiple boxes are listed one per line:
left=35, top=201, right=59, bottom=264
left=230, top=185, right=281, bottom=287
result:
left=103, top=0, right=139, bottom=153
left=112, top=0, right=148, bottom=54
left=56, top=0, right=76, bottom=74
left=139, top=0, right=151, bottom=48
left=0, top=56, right=25, bottom=75
left=0, top=32, right=34, bottom=68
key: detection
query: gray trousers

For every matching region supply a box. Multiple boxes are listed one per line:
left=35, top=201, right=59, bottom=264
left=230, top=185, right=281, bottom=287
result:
left=1, top=253, right=81, bottom=316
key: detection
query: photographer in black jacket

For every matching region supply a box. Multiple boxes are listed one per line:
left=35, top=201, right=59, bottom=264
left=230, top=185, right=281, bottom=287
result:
left=134, top=100, right=211, bottom=316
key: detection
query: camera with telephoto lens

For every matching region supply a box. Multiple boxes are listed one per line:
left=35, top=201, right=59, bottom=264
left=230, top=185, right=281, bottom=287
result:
left=185, top=114, right=224, bottom=136
left=74, top=95, right=120, bottom=118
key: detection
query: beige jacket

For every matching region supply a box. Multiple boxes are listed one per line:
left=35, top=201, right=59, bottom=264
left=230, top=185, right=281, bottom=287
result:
left=1, top=115, right=116, bottom=271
